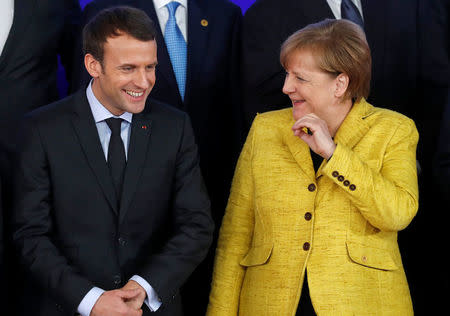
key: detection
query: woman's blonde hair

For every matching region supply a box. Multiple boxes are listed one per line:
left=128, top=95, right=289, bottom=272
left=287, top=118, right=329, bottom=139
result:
left=280, top=19, right=371, bottom=102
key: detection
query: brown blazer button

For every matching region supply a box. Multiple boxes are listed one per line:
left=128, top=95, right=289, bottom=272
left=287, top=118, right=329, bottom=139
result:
left=343, top=180, right=350, bottom=186
left=349, top=184, right=356, bottom=191
left=337, top=175, right=345, bottom=182
left=332, top=171, right=339, bottom=177
left=304, top=212, right=312, bottom=221
left=308, top=183, right=316, bottom=192
left=303, top=242, right=310, bottom=251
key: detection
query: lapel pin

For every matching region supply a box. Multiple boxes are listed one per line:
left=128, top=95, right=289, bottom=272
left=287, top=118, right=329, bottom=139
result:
left=201, top=19, right=208, bottom=27
left=141, top=125, right=147, bottom=129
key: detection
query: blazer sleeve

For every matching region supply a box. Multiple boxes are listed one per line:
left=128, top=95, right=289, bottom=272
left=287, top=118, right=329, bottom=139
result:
left=136, top=113, right=214, bottom=305
left=12, top=118, right=94, bottom=314
left=207, top=117, right=258, bottom=316
left=322, top=117, right=419, bottom=232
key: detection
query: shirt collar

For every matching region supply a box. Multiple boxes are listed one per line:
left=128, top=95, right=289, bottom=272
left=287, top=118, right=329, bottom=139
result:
left=153, top=0, right=187, bottom=10
left=86, top=80, right=133, bottom=124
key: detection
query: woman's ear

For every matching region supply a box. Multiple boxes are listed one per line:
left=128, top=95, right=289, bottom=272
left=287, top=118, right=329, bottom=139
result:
left=334, top=73, right=350, bottom=98
left=84, top=53, right=102, bottom=78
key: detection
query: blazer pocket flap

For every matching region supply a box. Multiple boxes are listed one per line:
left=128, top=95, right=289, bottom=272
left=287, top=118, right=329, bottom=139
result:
left=346, top=241, right=398, bottom=271
left=239, top=243, right=273, bottom=267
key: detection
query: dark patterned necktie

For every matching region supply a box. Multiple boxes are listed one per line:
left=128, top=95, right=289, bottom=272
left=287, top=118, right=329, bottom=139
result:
left=341, top=0, right=364, bottom=29
left=106, top=117, right=126, bottom=204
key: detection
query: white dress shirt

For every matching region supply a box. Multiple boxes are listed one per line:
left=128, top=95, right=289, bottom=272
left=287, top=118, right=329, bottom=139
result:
left=153, top=0, right=188, bottom=42
left=326, top=0, right=364, bottom=20
left=0, top=0, right=14, bottom=55
left=77, top=81, right=162, bottom=316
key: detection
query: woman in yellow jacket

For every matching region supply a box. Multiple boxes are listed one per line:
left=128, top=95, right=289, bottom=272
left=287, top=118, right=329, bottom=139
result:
left=207, top=19, right=418, bottom=316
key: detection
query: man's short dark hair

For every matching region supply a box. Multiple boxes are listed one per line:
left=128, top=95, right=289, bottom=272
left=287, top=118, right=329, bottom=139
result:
left=83, top=6, right=157, bottom=65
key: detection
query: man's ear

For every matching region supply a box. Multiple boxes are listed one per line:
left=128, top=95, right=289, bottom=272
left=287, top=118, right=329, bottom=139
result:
left=84, top=54, right=103, bottom=78
left=334, top=73, right=350, bottom=98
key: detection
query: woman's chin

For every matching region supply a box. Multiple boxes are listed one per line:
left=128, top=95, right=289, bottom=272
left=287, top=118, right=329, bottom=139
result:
left=292, top=107, right=310, bottom=121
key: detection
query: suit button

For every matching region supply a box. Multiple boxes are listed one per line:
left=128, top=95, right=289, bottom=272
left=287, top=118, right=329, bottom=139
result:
left=118, top=237, right=126, bottom=246
left=349, top=184, right=356, bottom=191
left=308, top=183, right=316, bottom=192
left=332, top=171, right=339, bottom=177
left=337, top=175, right=345, bottom=182
left=304, top=212, right=312, bottom=221
left=303, top=242, right=310, bottom=251
left=343, top=180, right=350, bottom=186
left=113, top=275, right=122, bottom=286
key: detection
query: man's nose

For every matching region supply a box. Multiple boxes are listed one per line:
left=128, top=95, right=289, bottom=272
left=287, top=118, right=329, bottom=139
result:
left=133, top=69, right=150, bottom=89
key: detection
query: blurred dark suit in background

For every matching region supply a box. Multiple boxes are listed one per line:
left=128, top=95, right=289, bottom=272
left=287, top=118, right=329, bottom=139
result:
left=0, top=0, right=81, bottom=314
left=427, top=0, right=450, bottom=312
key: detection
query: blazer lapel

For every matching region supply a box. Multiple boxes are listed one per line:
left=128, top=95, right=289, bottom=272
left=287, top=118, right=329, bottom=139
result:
left=71, top=91, right=119, bottom=215
left=119, top=112, right=152, bottom=223
left=333, top=99, right=373, bottom=151
left=139, top=0, right=182, bottom=105
left=0, top=0, right=36, bottom=68
left=184, top=0, right=209, bottom=107
left=283, top=118, right=316, bottom=181
left=284, top=100, right=374, bottom=180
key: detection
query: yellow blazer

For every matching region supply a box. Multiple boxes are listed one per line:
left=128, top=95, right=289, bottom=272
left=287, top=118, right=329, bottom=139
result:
left=207, top=99, right=419, bottom=316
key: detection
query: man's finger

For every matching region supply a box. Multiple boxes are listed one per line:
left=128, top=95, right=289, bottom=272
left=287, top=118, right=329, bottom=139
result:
left=117, top=288, right=142, bottom=299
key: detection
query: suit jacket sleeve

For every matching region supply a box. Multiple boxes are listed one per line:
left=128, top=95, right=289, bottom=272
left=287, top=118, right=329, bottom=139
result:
left=242, top=1, right=291, bottom=129
left=322, top=117, right=420, bottom=232
left=207, top=116, right=259, bottom=316
left=70, top=1, right=101, bottom=92
left=58, top=0, right=82, bottom=92
left=435, top=90, right=450, bottom=204
left=137, top=113, right=214, bottom=304
left=12, top=117, right=94, bottom=314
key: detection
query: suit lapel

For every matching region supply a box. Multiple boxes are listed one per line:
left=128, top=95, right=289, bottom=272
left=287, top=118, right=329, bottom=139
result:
left=139, top=0, right=182, bottom=105
left=71, top=91, right=119, bottom=215
left=119, top=112, right=152, bottom=222
left=303, top=0, right=335, bottom=21
left=0, top=0, right=37, bottom=67
left=184, top=0, right=209, bottom=106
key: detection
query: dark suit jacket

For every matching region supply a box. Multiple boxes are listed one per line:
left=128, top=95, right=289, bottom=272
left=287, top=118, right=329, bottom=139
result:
left=0, top=0, right=81, bottom=154
left=435, top=90, right=450, bottom=204
left=242, top=0, right=421, bottom=128
left=12, top=90, right=214, bottom=316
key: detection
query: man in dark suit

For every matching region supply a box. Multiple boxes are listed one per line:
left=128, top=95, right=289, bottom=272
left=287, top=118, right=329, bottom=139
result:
left=0, top=1, right=81, bottom=313
left=13, top=7, right=213, bottom=316
left=0, top=0, right=81, bottom=156
left=74, top=1, right=243, bottom=314
left=424, top=0, right=450, bottom=313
